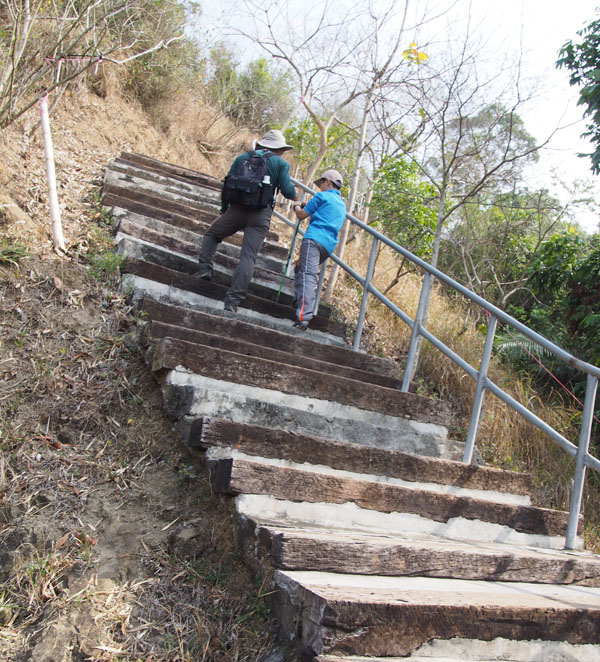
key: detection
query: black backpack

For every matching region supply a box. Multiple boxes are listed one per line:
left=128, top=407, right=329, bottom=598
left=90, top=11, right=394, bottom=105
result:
left=222, top=150, right=274, bottom=209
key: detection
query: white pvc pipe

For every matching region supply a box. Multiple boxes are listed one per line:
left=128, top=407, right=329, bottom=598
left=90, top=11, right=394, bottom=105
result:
left=39, top=95, right=66, bottom=252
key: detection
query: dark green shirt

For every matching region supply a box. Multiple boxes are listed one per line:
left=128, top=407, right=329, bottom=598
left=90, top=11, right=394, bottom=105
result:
left=222, top=149, right=296, bottom=212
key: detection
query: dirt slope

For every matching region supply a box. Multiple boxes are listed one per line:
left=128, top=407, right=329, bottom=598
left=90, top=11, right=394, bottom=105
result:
left=0, top=87, right=284, bottom=661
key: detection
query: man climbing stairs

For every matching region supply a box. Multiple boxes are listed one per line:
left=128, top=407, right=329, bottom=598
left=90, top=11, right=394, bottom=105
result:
left=103, top=151, right=600, bottom=661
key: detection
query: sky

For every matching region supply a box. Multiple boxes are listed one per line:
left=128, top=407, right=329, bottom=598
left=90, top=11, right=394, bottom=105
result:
left=466, top=0, right=600, bottom=232
left=201, top=0, right=600, bottom=232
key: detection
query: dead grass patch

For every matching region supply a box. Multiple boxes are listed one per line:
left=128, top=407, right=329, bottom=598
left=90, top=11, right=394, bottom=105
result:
left=330, top=238, right=600, bottom=550
left=0, top=85, right=288, bottom=660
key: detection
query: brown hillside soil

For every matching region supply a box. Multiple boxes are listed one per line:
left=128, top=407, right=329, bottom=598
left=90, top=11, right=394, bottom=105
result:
left=0, top=88, right=285, bottom=661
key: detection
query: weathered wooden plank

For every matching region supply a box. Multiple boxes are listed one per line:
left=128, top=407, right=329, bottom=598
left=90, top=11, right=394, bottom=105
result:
left=118, top=151, right=223, bottom=190
left=192, top=418, right=529, bottom=493
left=117, top=236, right=295, bottom=304
left=118, top=217, right=201, bottom=258
left=118, top=216, right=284, bottom=272
left=115, top=212, right=289, bottom=275
left=213, top=458, right=575, bottom=536
left=139, top=299, right=396, bottom=376
left=125, top=259, right=346, bottom=336
left=107, top=198, right=288, bottom=260
left=117, top=221, right=294, bottom=303
left=280, top=573, right=600, bottom=656
left=103, top=187, right=216, bottom=224
left=108, top=162, right=220, bottom=211
left=103, top=179, right=280, bottom=242
left=111, top=159, right=221, bottom=204
left=153, top=337, right=447, bottom=424
left=148, top=324, right=405, bottom=392
left=258, top=526, right=600, bottom=585
left=103, top=179, right=218, bottom=219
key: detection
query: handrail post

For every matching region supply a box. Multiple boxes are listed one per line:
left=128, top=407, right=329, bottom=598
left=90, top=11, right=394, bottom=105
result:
left=314, top=260, right=327, bottom=316
left=565, top=373, right=598, bottom=549
left=353, top=236, right=378, bottom=351
left=402, top=272, right=431, bottom=392
left=463, top=314, right=498, bottom=463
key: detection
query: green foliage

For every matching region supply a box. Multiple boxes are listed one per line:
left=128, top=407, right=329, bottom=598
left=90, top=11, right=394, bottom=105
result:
left=443, top=103, right=538, bottom=194
left=207, top=46, right=295, bottom=131
left=0, top=238, right=28, bottom=266
left=370, top=156, right=438, bottom=258
left=557, top=12, right=600, bottom=174
left=438, top=188, right=567, bottom=310
left=86, top=227, right=124, bottom=285
left=494, top=229, right=600, bottom=409
left=526, top=228, right=587, bottom=305
left=284, top=116, right=357, bottom=187
left=0, top=0, right=191, bottom=128
left=564, top=238, right=600, bottom=365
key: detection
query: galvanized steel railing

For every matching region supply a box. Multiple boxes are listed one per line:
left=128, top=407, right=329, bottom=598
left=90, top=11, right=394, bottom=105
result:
left=275, top=177, right=600, bottom=550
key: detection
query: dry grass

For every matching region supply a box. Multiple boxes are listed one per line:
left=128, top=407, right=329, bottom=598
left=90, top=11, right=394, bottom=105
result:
left=332, top=236, right=600, bottom=552
left=0, top=82, right=289, bottom=661
left=0, top=243, right=284, bottom=661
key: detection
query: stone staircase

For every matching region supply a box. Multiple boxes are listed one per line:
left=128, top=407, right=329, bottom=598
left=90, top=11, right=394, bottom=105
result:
left=103, top=152, right=600, bottom=661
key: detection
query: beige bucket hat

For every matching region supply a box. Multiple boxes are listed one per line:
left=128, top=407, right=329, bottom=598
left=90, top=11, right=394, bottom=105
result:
left=256, top=129, right=293, bottom=151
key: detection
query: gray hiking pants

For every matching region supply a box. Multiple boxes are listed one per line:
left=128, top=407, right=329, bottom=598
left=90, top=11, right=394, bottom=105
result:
left=198, top=204, right=272, bottom=307
left=294, top=238, right=328, bottom=322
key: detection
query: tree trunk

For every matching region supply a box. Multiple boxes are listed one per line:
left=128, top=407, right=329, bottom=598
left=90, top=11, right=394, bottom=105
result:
left=323, top=89, right=374, bottom=301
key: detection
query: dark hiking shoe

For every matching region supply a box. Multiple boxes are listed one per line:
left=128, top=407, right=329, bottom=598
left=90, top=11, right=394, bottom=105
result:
left=195, top=267, right=212, bottom=281
left=224, top=302, right=238, bottom=313
left=293, top=319, right=309, bottom=330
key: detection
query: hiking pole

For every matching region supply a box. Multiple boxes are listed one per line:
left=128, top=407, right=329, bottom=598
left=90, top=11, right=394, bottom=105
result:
left=276, top=216, right=301, bottom=302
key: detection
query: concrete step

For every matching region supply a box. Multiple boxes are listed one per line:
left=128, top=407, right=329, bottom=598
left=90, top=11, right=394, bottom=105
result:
left=105, top=195, right=287, bottom=260
left=103, top=168, right=280, bottom=242
left=235, top=492, right=574, bottom=550
left=194, top=418, right=528, bottom=497
left=108, top=159, right=221, bottom=207
left=147, top=321, right=403, bottom=391
left=117, top=151, right=223, bottom=190
left=274, top=570, right=600, bottom=658
left=152, top=337, right=449, bottom=425
left=139, top=299, right=388, bottom=375
left=169, top=387, right=458, bottom=461
left=238, top=518, right=600, bottom=584
left=127, top=275, right=345, bottom=347
left=104, top=168, right=221, bottom=218
left=212, top=457, right=576, bottom=540
left=112, top=208, right=286, bottom=273
left=122, top=259, right=343, bottom=336
left=116, top=234, right=295, bottom=304
left=315, top=639, right=600, bottom=661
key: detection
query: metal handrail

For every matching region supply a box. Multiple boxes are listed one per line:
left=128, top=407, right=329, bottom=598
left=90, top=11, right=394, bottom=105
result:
left=275, top=176, right=600, bottom=550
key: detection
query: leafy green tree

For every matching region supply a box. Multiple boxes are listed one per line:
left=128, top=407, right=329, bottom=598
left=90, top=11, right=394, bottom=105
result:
left=236, top=57, right=295, bottom=130
left=564, top=237, right=600, bottom=366
left=494, top=229, right=599, bottom=408
left=371, top=156, right=437, bottom=257
left=284, top=116, right=357, bottom=188
left=206, top=47, right=294, bottom=131
left=369, top=156, right=438, bottom=293
left=557, top=12, right=600, bottom=174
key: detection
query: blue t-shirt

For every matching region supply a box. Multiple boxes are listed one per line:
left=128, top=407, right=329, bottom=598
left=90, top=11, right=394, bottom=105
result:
left=303, top=189, right=346, bottom=255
